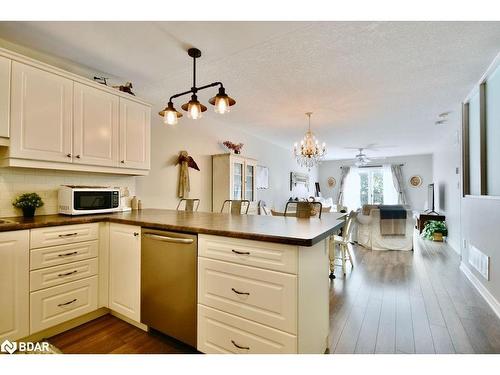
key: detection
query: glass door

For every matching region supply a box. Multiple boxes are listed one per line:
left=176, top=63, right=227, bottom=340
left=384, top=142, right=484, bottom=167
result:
left=232, top=161, right=243, bottom=200
left=245, top=163, right=255, bottom=201
left=359, top=169, right=384, bottom=205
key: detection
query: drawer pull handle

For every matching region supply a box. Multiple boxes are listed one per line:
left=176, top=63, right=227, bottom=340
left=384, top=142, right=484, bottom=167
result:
left=231, top=288, right=250, bottom=296
left=58, top=270, right=78, bottom=277
left=57, top=298, right=77, bottom=307
left=231, top=340, right=250, bottom=350
left=231, top=249, right=250, bottom=255
left=58, top=233, right=78, bottom=238
left=58, top=251, right=78, bottom=257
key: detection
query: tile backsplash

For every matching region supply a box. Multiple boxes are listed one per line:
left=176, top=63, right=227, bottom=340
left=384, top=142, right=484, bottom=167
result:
left=0, top=168, right=136, bottom=218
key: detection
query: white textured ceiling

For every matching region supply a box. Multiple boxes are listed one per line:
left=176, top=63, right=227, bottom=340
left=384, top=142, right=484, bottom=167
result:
left=1, top=21, right=499, bottom=160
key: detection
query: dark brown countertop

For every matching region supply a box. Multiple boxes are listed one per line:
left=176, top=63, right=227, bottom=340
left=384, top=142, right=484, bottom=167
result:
left=0, top=209, right=345, bottom=246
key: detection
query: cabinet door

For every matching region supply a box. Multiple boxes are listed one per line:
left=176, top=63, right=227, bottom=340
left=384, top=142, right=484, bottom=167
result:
left=0, top=56, right=10, bottom=138
left=119, top=98, right=150, bottom=170
left=73, top=83, right=119, bottom=166
left=0, top=230, right=29, bottom=341
left=10, top=62, right=73, bottom=162
left=109, top=223, right=141, bottom=322
left=231, top=158, right=244, bottom=200
left=244, top=160, right=257, bottom=202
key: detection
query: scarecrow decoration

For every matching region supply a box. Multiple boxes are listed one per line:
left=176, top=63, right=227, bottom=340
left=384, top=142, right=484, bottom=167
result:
left=176, top=151, right=200, bottom=198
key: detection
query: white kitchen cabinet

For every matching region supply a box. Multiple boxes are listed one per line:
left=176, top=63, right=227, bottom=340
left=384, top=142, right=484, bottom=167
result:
left=0, top=55, right=10, bottom=139
left=109, top=223, right=141, bottom=322
left=0, top=46, right=151, bottom=175
left=10, top=61, right=73, bottom=163
left=73, top=82, right=119, bottom=167
left=212, top=153, right=258, bottom=213
left=198, top=234, right=330, bottom=354
left=0, top=230, right=29, bottom=341
left=119, top=97, right=151, bottom=170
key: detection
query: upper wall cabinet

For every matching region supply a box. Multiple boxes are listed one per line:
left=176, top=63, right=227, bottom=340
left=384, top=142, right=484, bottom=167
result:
left=119, top=97, right=151, bottom=170
left=74, top=83, right=119, bottom=167
left=0, top=56, right=10, bottom=140
left=10, top=61, right=73, bottom=163
left=0, top=47, right=151, bottom=175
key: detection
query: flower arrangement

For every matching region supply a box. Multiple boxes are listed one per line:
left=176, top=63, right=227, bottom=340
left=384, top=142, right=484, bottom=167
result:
left=12, top=192, right=44, bottom=218
left=223, top=141, right=244, bottom=154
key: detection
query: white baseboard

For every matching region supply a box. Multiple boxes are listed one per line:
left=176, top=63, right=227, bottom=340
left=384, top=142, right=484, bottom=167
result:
left=460, top=261, right=500, bottom=320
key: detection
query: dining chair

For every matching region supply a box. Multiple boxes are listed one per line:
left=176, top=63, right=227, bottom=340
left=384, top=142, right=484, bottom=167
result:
left=176, top=198, right=200, bottom=212
left=220, top=199, right=250, bottom=214
left=329, top=210, right=356, bottom=278
left=284, top=201, right=323, bottom=218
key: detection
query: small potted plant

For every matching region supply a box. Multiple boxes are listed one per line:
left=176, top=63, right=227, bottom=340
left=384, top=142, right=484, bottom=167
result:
left=422, top=220, right=448, bottom=242
left=12, top=192, right=44, bottom=218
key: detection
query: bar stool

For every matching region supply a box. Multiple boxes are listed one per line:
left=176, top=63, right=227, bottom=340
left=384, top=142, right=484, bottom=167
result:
left=221, top=200, right=250, bottom=214
left=176, top=198, right=200, bottom=212
left=329, top=210, right=356, bottom=278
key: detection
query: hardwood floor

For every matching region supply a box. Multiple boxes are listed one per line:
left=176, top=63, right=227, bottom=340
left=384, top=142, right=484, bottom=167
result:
left=329, top=234, right=500, bottom=354
left=48, top=314, right=198, bottom=354
left=48, top=233, right=500, bottom=354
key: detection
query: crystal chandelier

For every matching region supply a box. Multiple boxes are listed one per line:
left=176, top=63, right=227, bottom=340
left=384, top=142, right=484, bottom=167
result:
left=293, top=112, right=327, bottom=170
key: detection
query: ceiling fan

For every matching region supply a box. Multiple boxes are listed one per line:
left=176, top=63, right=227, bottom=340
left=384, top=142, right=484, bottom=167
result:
left=344, top=144, right=388, bottom=167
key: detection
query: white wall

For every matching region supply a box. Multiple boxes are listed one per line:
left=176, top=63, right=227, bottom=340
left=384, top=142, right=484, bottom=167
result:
left=136, top=116, right=318, bottom=213
left=432, top=124, right=462, bottom=253
left=318, top=154, right=433, bottom=211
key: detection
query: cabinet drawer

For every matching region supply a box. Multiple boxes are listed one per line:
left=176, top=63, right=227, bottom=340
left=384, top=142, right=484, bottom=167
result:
left=198, top=258, right=297, bottom=334
left=30, top=276, right=98, bottom=334
left=30, top=258, right=98, bottom=292
left=30, top=240, right=98, bottom=270
left=197, top=305, right=297, bottom=354
left=198, top=235, right=297, bottom=274
left=30, top=223, right=99, bottom=249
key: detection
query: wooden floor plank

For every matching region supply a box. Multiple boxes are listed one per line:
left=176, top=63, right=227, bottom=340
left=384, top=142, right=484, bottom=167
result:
left=47, top=232, right=500, bottom=355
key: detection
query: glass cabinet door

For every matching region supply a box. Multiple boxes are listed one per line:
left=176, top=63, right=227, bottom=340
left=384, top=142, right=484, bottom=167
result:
left=245, top=163, right=255, bottom=201
left=232, top=162, right=243, bottom=200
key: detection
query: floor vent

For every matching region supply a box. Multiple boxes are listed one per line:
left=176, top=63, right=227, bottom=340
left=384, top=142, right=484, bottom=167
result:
left=468, top=243, right=490, bottom=280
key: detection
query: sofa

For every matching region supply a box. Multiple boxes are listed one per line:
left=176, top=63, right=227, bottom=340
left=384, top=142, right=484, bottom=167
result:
left=356, top=205, right=414, bottom=251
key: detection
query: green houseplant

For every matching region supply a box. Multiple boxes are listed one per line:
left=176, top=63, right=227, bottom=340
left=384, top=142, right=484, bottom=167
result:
left=12, top=192, right=44, bottom=218
left=422, top=220, right=448, bottom=241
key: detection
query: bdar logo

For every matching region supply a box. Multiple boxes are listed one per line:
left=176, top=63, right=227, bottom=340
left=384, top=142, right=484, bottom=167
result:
left=1, top=339, right=17, bottom=354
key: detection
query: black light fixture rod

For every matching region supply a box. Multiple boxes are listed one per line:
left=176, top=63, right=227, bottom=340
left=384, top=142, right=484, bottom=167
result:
left=168, top=82, right=223, bottom=103
left=192, top=54, right=196, bottom=89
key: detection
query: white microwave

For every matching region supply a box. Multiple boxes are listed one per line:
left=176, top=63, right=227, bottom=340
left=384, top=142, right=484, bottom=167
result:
left=58, top=186, right=121, bottom=215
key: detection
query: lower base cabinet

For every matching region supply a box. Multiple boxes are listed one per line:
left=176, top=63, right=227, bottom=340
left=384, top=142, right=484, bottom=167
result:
left=30, top=276, right=98, bottom=333
left=0, top=230, right=29, bottom=341
left=198, top=305, right=297, bottom=354
left=108, top=223, right=141, bottom=323
left=197, top=234, right=330, bottom=354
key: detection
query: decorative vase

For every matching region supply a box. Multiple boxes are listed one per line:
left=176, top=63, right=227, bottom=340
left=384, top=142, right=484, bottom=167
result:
left=22, top=207, right=36, bottom=218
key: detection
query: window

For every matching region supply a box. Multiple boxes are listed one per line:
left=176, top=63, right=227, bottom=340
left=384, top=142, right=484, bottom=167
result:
left=359, top=169, right=384, bottom=206
left=343, top=166, right=398, bottom=210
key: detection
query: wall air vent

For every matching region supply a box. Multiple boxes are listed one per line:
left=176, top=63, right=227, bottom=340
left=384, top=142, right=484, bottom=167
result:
left=468, top=243, right=490, bottom=280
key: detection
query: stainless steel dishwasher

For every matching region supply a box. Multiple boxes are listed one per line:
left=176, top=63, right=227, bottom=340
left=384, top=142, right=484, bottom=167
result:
left=141, top=228, right=197, bottom=348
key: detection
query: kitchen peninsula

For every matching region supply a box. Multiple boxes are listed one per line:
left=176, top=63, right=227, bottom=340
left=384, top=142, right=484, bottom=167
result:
left=0, top=209, right=344, bottom=354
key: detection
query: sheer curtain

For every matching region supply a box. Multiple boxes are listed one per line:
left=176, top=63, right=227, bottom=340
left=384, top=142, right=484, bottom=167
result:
left=336, top=166, right=350, bottom=205
left=390, top=164, right=408, bottom=205
left=383, top=164, right=399, bottom=205
left=343, top=167, right=361, bottom=211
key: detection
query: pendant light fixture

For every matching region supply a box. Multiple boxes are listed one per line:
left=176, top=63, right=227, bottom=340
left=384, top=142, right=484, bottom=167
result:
left=293, top=112, right=327, bottom=170
left=159, top=48, right=236, bottom=125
